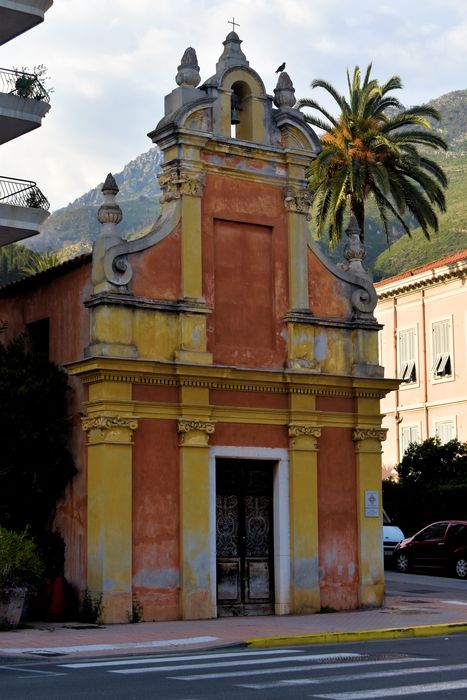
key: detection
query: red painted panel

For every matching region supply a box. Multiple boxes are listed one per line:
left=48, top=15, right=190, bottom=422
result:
left=318, top=427, right=358, bottom=610
left=131, top=225, right=181, bottom=300
left=202, top=174, right=288, bottom=368
left=308, top=250, right=350, bottom=319
left=210, top=389, right=288, bottom=409
left=133, top=384, right=179, bottom=403
left=132, top=419, right=180, bottom=619
left=316, top=396, right=355, bottom=413
left=212, top=423, right=287, bottom=448
left=213, top=218, right=274, bottom=349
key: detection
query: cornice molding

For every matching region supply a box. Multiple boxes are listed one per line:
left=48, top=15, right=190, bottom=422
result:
left=85, top=293, right=211, bottom=315
left=76, top=371, right=390, bottom=399
left=376, top=263, right=467, bottom=300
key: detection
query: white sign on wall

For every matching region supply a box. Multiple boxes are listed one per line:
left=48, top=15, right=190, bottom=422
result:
left=364, top=490, right=379, bottom=517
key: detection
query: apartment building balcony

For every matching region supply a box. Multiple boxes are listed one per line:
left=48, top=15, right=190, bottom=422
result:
left=0, top=1, right=53, bottom=46
left=0, top=176, right=50, bottom=245
left=0, top=67, right=51, bottom=143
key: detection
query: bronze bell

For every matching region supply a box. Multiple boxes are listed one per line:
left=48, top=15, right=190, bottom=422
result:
left=231, top=93, right=241, bottom=125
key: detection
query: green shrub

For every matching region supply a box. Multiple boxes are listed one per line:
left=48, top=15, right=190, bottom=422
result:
left=79, top=588, right=103, bottom=624
left=0, top=527, right=44, bottom=590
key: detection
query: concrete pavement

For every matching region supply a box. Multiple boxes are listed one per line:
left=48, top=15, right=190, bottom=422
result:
left=1, top=576, right=467, bottom=659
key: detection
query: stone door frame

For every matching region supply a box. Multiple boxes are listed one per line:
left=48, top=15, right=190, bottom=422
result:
left=209, top=446, right=290, bottom=616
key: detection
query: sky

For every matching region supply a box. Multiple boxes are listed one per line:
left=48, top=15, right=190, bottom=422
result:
left=1, top=0, right=466, bottom=212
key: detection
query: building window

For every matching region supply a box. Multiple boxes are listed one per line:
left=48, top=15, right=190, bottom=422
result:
left=26, top=318, right=50, bottom=358
left=434, top=418, right=456, bottom=444
left=398, top=327, right=417, bottom=384
left=431, top=318, right=453, bottom=379
left=400, top=424, right=420, bottom=457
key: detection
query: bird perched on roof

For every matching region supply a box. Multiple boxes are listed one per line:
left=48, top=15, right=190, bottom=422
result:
left=275, top=62, right=286, bottom=73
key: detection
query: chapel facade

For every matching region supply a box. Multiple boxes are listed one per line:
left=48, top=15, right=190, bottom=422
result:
left=0, top=32, right=397, bottom=623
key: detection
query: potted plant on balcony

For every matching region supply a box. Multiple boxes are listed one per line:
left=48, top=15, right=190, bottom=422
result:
left=14, top=73, right=37, bottom=98
left=0, top=527, right=44, bottom=628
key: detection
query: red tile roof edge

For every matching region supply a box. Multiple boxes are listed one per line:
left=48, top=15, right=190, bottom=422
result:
left=0, top=252, right=92, bottom=297
left=374, top=249, right=467, bottom=288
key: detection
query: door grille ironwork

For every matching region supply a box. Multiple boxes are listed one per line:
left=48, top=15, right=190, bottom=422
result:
left=216, top=459, right=274, bottom=616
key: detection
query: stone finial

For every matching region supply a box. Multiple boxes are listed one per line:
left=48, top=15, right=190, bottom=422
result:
left=97, top=173, right=122, bottom=229
left=273, top=71, right=296, bottom=109
left=176, top=47, right=201, bottom=88
left=101, top=172, right=119, bottom=194
left=216, top=31, right=249, bottom=72
left=343, top=214, right=367, bottom=277
left=92, top=173, right=126, bottom=293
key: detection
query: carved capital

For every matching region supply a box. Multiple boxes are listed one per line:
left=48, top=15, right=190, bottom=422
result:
left=284, top=186, right=312, bottom=217
left=288, top=424, right=321, bottom=450
left=179, top=171, right=206, bottom=197
left=158, top=171, right=180, bottom=203
left=177, top=418, right=215, bottom=447
left=353, top=428, right=387, bottom=443
left=82, top=414, right=138, bottom=445
left=158, top=170, right=206, bottom=203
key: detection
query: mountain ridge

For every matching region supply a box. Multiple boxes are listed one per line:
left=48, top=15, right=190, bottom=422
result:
left=11, top=88, right=467, bottom=281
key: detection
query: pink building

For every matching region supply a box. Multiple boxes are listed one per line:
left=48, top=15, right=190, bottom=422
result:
left=375, top=250, right=467, bottom=474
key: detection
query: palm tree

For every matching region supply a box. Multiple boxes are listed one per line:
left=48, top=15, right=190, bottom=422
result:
left=297, top=65, right=448, bottom=246
left=21, top=250, right=62, bottom=276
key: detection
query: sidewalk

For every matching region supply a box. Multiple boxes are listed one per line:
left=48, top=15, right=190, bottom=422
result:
left=1, top=584, right=467, bottom=659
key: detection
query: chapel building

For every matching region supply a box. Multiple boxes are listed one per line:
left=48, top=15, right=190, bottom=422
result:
left=0, top=32, right=397, bottom=622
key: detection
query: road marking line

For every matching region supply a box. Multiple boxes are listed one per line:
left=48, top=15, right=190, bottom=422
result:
left=239, top=661, right=465, bottom=689
left=0, top=666, right=66, bottom=677
left=0, top=636, right=219, bottom=655
left=60, top=648, right=304, bottom=669
left=171, top=657, right=422, bottom=681
left=439, top=599, right=467, bottom=606
left=312, top=679, right=467, bottom=699
left=110, top=653, right=364, bottom=675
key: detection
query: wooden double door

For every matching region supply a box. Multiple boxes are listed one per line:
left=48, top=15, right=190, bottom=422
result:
left=216, top=459, right=275, bottom=616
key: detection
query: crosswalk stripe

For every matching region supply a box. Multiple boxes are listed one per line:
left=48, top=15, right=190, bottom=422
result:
left=238, top=661, right=467, bottom=689
left=59, top=648, right=306, bottom=669
left=312, top=679, right=467, bottom=699
left=110, top=652, right=364, bottom=675
left=170, top=657, right=422, bottom=682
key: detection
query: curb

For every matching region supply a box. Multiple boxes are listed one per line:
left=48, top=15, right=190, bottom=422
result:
left=245, top=621, right=467, bottom=648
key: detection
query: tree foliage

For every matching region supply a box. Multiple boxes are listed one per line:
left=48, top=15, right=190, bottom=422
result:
left=383, top=437, right=467, bottom=535
left=0, top=337, right=76, bottom=535
left=297, top=65, right=448, bottom=247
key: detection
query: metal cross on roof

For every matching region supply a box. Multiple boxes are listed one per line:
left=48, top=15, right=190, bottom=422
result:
left=228, top=17, right=240, bottom=32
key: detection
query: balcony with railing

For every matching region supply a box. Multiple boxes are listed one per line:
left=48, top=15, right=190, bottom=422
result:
left=0, top=1, right=54, bottom=46
left=0, top=67, right=51, bottom=144
left=0, top=176, right=50, bottom=245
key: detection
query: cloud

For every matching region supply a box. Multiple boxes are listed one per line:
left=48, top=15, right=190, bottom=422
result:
left=1, top=0, right=465, bottom=210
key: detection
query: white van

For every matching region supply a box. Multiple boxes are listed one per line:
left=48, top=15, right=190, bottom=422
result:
left=383, top=509, right=405, bottom=563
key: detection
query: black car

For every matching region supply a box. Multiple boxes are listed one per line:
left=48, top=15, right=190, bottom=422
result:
left=394, top=520, right=467, bottom=579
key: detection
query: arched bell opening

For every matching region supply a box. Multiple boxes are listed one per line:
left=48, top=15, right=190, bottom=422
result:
left=230, top=80, right=252, bottom=140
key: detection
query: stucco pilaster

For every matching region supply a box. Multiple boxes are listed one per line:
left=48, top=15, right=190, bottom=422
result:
left=178, top=385, right=216, bottom=619
left=288, top=393, right=321, bottom=612
left=82, top=412, right=137, bottom=623
left=284, top=185, right=311, bottom=311
left=352, top=425, right=387, bottom=608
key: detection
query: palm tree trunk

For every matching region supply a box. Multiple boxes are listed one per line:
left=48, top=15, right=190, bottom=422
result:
left=350, top=198, right=365, bottom=243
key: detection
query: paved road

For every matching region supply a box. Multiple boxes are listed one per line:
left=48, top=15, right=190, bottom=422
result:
left=2, top=634, right=467, bottom=699
left=386, top=569, right=467, bottom=602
